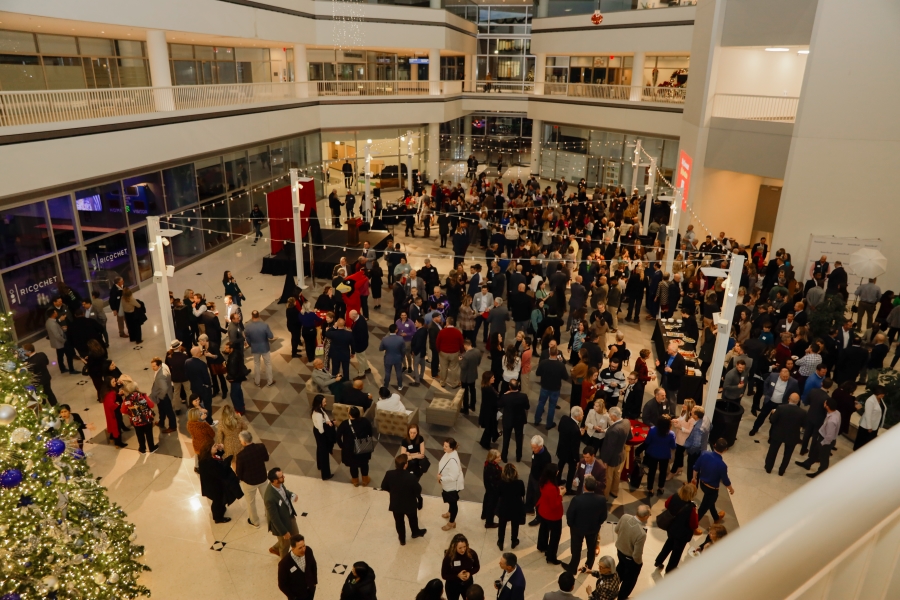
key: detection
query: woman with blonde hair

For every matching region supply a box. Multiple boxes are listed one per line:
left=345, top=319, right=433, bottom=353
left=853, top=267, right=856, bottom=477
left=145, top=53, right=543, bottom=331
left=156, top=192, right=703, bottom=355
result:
left=187, top=406, right=216, bottom=472
left=457, top=294, right=477, bottom=344
left=655, top=482, right=699, bottom=572
left=584, top=398, right=610, bottom=451
left=669, top=399, right=697, bottom=479
left=215, top=404, right=248, bottom=460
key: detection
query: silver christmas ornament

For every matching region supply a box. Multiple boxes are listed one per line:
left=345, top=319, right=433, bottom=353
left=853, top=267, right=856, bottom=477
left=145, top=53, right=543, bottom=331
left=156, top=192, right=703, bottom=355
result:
left=0, top=403, right=17, bottom=425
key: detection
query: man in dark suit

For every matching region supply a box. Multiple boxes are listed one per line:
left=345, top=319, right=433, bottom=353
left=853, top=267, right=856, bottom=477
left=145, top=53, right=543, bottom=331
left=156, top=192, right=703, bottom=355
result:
left=380, top=455, right=427, bottom=545
left=525, top=435, right=552, bottom=524
left=495, top=552, right=526, bottom=600
left=792, top=302, right=808, bottom=327
left=428, top=314, right=443, bottom=378
left=826, top=261, right=847, bottom=293
left=185, top=346, right=214, bottom=424
left=572, top=446, right=606, bottom=496
left=657, top=340, right=686, bottom=414
left=764, top=393, right=806, bottom=475
left=567, top=276, right=587, bottom=331
left=619, top=372, right=645, bottom=421
left=109, top=277, right=127, bottom=338
left=23, top=343, right=57, bottom=406
left=556, top=407, right=583, bottom=494
left=324, top=318, right=355, bottom=379
left=750, top=368, right=800, bottom=436
left=265, top=468, right=299, bottom=558
left=776, top=312, right=798, bottom=335
left=199, top=306, right=226, bottom=347
left=459, top=339, right=482, bottom=414
left=498, top=380, right=530, bottom=463
left=834, top=338, right=868, bottom=385
left=277, top=534, right=318, bottom=600
left=563, top=476, right=608, bottom=574
left=801, top=380, right=832, bottom=455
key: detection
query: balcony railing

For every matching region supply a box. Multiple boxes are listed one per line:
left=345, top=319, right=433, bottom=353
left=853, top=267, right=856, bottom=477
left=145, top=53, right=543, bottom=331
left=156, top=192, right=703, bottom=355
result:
left=711, top=93, right=799, bottom=122
left=477, top=81, right=686, bottom=104
left=310, top=80, right=433, bottom=96
left=473, top=81, right=536, bottom=94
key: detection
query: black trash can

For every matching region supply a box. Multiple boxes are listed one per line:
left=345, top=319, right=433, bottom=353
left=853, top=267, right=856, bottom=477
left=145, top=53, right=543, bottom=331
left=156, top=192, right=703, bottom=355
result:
left=711, top=401, right=744, bottom=447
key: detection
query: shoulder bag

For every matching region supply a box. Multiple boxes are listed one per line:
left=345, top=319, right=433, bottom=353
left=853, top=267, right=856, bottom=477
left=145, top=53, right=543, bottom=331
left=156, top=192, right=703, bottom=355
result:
left=348, top=420, right=375, bottom=455
left=656, top=500, right=693, bottom=531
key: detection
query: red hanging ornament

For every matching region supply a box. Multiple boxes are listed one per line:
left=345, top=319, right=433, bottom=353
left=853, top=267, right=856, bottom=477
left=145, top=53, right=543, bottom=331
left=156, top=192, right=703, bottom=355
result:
left=591, top=10, right=604, bottom=25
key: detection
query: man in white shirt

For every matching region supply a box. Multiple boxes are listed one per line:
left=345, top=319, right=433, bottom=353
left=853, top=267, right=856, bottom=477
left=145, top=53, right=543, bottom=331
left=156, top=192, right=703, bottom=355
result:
left=839, top=320, right=855, bottom=349
left=796, top=397, right=841, bottom=478
left=853, top=386, right=886, bottom=450
left=472, top=286, right=494, bottom=343
left=376, top=386, right=408, bottom=413
left=224, top=295, right=243, bottom=326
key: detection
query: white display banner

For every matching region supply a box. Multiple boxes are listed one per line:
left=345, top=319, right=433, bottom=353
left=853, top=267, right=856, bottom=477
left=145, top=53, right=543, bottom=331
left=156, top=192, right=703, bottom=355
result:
left=804, top=235, right=883, bottom=284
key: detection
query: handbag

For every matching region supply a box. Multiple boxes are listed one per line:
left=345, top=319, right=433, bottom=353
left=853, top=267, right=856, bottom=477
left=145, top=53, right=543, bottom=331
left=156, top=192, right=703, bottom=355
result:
left=348, top=420, right=375, bottom=455
left=419, top=454, right=431, bottom=474
left=315, top=344, right=325, bottom=357
left=656, top=500, right=693, bottom=531
left=210, top=362, right=227, bottom=376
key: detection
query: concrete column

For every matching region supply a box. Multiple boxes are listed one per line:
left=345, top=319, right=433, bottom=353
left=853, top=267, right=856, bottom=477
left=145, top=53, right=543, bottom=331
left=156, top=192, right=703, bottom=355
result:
left=410, top=58, right=419, bottom=81
left=630, top=52, right=645, bottom=101
left=537, top=0, right=549, bottom=18
left=428, top=123, right=441, bottom=181
left=463, top=116, right=473, bottom=159
left=146, top=30, right=174, bottom=111
left=530, top=119, right=542, bottom=176
left=293, top=43, right=309, bottom=98
left=534, top=53, right=546, bottom=95
left=429, top=48, right=440, bottom=95
left=464, top=55, right=474, bottom=92
left=430, top=0, right=442, bottom=8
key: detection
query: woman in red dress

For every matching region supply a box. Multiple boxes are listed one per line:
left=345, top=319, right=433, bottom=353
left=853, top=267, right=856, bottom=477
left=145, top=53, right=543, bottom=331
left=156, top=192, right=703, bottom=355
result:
left=101, top=375, right=126, bottom=448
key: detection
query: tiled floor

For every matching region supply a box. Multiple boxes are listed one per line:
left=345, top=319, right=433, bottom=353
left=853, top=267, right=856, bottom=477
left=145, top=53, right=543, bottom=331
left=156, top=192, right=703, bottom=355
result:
left=41, top=186, right=857, bottom=599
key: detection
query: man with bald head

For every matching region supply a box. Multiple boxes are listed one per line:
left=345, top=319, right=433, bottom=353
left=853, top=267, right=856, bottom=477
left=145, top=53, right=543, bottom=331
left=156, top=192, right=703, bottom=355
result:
left=764, top=392, right=806, bottom=476
left=568, top=275, right=587, bottom=331
left=185, top=345, right=214, bottom=424
left=509, top=282, right=534, bottom=334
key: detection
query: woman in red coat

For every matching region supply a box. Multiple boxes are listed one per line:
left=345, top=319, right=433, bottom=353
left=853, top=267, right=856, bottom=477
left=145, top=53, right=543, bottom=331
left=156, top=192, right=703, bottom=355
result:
left=101, top=375, right=126, bottom=448
left=534, top=462, right=565, bottom=565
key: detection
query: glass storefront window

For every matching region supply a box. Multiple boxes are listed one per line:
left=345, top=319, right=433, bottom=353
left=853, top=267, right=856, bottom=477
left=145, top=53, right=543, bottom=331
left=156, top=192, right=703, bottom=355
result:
left=3, top=256, right=58, bottom=340
left=131, top=226, right=153, bottom=282
left=224, top=151, right=249, bottom=192
left=270, top=141, right=287, bottom=177
left=47, top=196, right=77, bottom=250
left=0, top=202, right=52, bottom=269
left=229, top=192, right=252, bottom=237
left=36, top=34, right=78, bottom=55
left=0, top=54, right=45, bottom=91
left=75, top=182, right=126, bottom=241
left=123, top=172, right=164, bottom=225
left=200, top=199, right=231, bottom=250
left=162, top=164, right=198, bottom=211
left=86, top=232, right=135, bottom=299
left=248, top=145, right=271, bottom=183
left=57, top=249, right=89, bottom=303
left=196, top=157, right=225, bottom=201
left=166, top=208, right=204, bottom=266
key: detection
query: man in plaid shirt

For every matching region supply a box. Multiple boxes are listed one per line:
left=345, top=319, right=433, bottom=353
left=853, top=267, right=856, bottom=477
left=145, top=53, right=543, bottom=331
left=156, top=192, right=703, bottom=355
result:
left=795, top=343, right=822, bottom=389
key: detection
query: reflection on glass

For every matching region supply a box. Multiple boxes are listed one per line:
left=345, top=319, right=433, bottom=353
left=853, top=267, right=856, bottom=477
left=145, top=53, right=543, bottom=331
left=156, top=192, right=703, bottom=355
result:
left=2, top=256, right=58, bottom=340
left=270, top=141, right=287, bottom=176
left=248, top=145, right=271, bottom=183
left=229, top=192, right=252, bottom=237
left=123, top=172, right=164, bottom=225
left=75, top=182, right=126, bottom=241
left=86, top=233, right=135, bottom=299
left=200, top=199, right=230, bottom=250
left=167, top=208, right=204, bottom=266
left=57, top=249, right=89, bottom=303
left=162, top=164, right=198, bottom=211
left=0, top=201, right=52, bottom=268
left=131, top=226, right=152, bottom=282
left=196, top=157, right=225, bottom=201
left=47, top=195, right=77, bottom=250
left=224, top=151, right=249, bottom=192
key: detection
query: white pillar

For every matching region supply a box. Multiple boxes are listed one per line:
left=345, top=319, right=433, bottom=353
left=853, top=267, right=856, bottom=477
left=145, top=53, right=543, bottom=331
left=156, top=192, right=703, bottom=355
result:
left=530, top=118, right=542, bottom=177
left=405, top=131, right=414, bottom=189
left=289, top=169, right=306, bottom=288
left=410, top=58, right=419, bottom=81
left=146, top=30, right=174, bottom=112
left=537, top=0, right=549, bottom=18
left=630, top=52, right=645, bottom=101
left=464, top=55, right=474, bottom=92
left=428, top=123, right=440, bottom=183
left=429, top=48, right=440, bottom=95
left=534, top=53, right=546, bottom=95
left=664, top=187, right=682, bottom=276
left=643, top=156, right=656, bottom=234
left=463, top=115, right=473, bottom=158
left=430, top=0, right=441, bottom=8
left=364, top=141, right=372, bottom=223
left=146, top=216, right=176, bottom=347
left=293, top=44, right=309, bottom=98
left=630, top=138, right=642, bottom=197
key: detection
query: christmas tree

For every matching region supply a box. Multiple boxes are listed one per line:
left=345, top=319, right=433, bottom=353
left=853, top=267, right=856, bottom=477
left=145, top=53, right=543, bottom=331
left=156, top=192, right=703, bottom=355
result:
left=0, top=313, right=150, bottom=599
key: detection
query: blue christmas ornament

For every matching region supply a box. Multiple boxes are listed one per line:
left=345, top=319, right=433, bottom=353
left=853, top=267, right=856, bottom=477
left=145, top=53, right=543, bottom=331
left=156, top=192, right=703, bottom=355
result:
left=1, top=360, right=16, bottom=372
left=26, top=385, right=35, bottom=392
left=45, top=480, right=53, bottom=487
left=45, top=438, right=65, bottom=457
left=73, top=449, right=86, bottom=460
left=31, top=472, right=38, bottom=479
left=2, top=593, right=22, bottom=600
left=1, top=468, right=23, bottom=489
left=18, top=495, right=33, bottom=507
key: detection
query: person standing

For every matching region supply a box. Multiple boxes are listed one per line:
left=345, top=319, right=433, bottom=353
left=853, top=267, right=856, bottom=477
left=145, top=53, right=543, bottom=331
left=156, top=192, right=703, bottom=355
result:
left=119, top=376, right=157, bottom=453
left=410, top=318, right=429, bottom=387
left=601, top=407, right=631, bottom=499
left=479, top=372, right=501, bottom=449
left=764, top=392, right=806, bottom=475
left=459, top=339, right=482, bottom=414
left=564, top=475, right=607, bottom=575
left=438, top=437, right=465, bottom=531
left=494, top=553, right=526, bottom=600
left=45, top=307, right=73, bottom=374
left=86, top=290, right=109, bottom=346
left=380, top=324, right=407, bottom=390
left=795, top=397, right=842, bottom=477
left=166, top=341, right=190, bottom=405
left=245, top=310, right=276, bottom=387
left=654, top=483, right=699, bottom=573
left=121, top=288, right=144, bottom=343
left=278, top=534, right=318, bottom=600
left=442, top=534, right=481, bottom=600
left=223, top=339, right=249, bottom=415
left=573, top=446, right=607, bottom=496
left=340, top=562, right=377, bottom=600
left=800, top=380, right=832, bottom=455
left=186, top=346, right=214, bottom=425
left=691, top=438, right=734, bottom=524
left=381, top=454, right=427, bottom=545
left=496, top=464, right=526, bottom=550
left=640, top=417, right=676, bottom=496
left=325, top=317, right=355, bottom=379
left=498, top=380, right=530, bottom=463
left=235, top=430, right=270, bottom=528
left=149, top=357, right=176, bottom=433
left=23, top=343, right=57, bottom=406
left=349, top=310, right=370, bottom=375
left=853, top=386, right=886, bottom=449
left=286, top=298, right=302, bottom=358
left=614, top=505, right=650, bottom=600
left=534, top=347, right=569, bottom=428
left=428, top=313, right=444, bottom=378
left=198, top=443, right=243, bottom=523
left=250, top=204, right=265, bottom=244
left=482, top=450, right=503, bottom=529
left=525, top=435, right=552, bottom=521
left=265, top=467, right=300, bottom=558
left=109, top=277, right=127, bottom=339
left=310, top=395, right=335, bottom=481
left=437, top=316, right=466, bottom=388
left=337, top=406, right=374, bottom=486
left=535, top=463, right=565, bottom=565
left=556, top=406, right=583, bottom=494
left=749, top=368, right=800, bottom=436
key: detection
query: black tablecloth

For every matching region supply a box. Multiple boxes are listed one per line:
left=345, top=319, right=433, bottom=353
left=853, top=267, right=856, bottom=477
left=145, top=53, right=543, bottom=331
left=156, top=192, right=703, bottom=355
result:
left=375, top=205, right=416, bottom=226
left=652, top=319, right=705, bottom=404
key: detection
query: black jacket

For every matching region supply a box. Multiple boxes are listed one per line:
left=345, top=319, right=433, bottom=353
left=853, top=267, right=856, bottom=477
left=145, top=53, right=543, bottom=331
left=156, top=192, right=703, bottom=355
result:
left=325, top=328, right=355, bottom=359
left=555, top=415, right=582, bottom=463
left=199, top=311, right=225, bottom=346
left=337, top=417, right=373, bottom=468
left=278, top=547, right=318, bottom=600
left=496, top=479, right=526, bottom=523
left=768, top=403, right=806, bottom=446
left=340, top=569, right=377, bottom=600
left=410, top=327, right=429, bottom=357
left=498, top=391, right=529, bottom=427
left=834, top=346, right=868, bottom=384
left=109, top=286, right=124, bottom=312
left=25, top=352, right=52, bottom=388
left=165, top=351, right=189, bottom=383
left=351, top=317, right=369, bottom=353
left=529, top=447, right=552, bottom=484
left=620, top=382, right=645, bottom=421
left=566, top=492, right=608, bottom=533
left=380, top=468, right=422, bottom=514
left=185, top=357, right=212, bottom=390
left=805, top=388, right=829, bottom=429
left=509, top=291, right=533, bottom=322
left=659, top=353, right=686, bottom=390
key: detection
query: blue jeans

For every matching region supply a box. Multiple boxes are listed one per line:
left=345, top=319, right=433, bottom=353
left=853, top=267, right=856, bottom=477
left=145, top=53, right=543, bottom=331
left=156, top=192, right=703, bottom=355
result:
left=385, top=361, right=404, bottom=388
left=230, top=382, right=245, bottom=414
left=535, top=388, right=560, bottom=426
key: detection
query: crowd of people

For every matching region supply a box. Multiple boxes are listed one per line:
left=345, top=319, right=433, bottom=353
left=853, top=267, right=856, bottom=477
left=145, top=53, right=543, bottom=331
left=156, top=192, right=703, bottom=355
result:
left=28, top=170, right=896, bottom=600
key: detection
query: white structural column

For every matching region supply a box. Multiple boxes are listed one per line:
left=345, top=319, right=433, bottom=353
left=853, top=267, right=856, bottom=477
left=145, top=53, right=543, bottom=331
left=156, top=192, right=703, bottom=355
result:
left=534, top=53, right=546, bottom=95
left=146, top=216, right=179, bottom=347
left=146, top=30, right=174, bottom=111
left=462, top=116, right=473, bottom=158
left=430, top=0, right=441, bottom=8
left=289, top=169, right=306, bottom=288
left=664, top=187, right=682, bottom=275
left=428, top=123, right=440, bottom=182
left=464, top=55, right=474, bottom=92
left=429, top=49, right=441, bottom=95
left=630, top=52, right=645, bottom=101
left=410, top=60, right=419, bottom=81
left=537, top=0, right=549, bottom=18
left=643, top=156, right=656, bottom=234
left=293, top=44, right=309, bottom=98
left=530, top=119, right=542, bottom=177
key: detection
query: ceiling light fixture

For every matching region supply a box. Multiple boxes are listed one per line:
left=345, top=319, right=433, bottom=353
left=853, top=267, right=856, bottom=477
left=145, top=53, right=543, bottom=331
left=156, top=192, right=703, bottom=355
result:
left=765, top=47, right=789, bottom=52
left=798, top=50, right=809, bottom=54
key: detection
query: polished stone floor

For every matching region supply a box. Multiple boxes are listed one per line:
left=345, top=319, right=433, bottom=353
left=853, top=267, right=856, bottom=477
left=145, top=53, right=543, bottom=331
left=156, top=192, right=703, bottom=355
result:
left=38, top=190, right=857, bottom=599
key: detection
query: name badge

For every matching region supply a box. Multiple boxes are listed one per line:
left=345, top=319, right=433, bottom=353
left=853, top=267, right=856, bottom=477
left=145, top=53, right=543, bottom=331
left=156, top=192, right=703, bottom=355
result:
left=454, top=560, right=461, bottom=567
left=506, top=582, right=513, bottom=589
left=290, top=566, right=297, bottom=573
left=279, top=500, right=283, bottom=506
left=408, top=445, right=414, bottom=450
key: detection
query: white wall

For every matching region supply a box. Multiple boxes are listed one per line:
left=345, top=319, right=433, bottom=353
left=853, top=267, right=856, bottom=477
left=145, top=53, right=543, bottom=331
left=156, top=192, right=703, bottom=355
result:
left=721, top=0, right=818, bottom=47
left=705, top=117, right=793, bottom=179
left=715, top=47, right=807, bottom=97
left=527, top=99, right=684, bottom=139
left=773, top=0, right=900, bottom=291
left=693, top=167, right=761, bottom=244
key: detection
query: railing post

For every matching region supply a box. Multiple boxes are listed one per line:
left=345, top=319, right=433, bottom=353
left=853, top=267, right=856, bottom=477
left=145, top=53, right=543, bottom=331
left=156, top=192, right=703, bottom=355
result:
left=630, top=52, right=645, bottom=101
left=293, top=44, right=309, bottom=99
left=429, top=49, right=441, bottom=95
left=534, top=53, right=546, bottom=95
left=146, top=30, right=174, bottom=112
